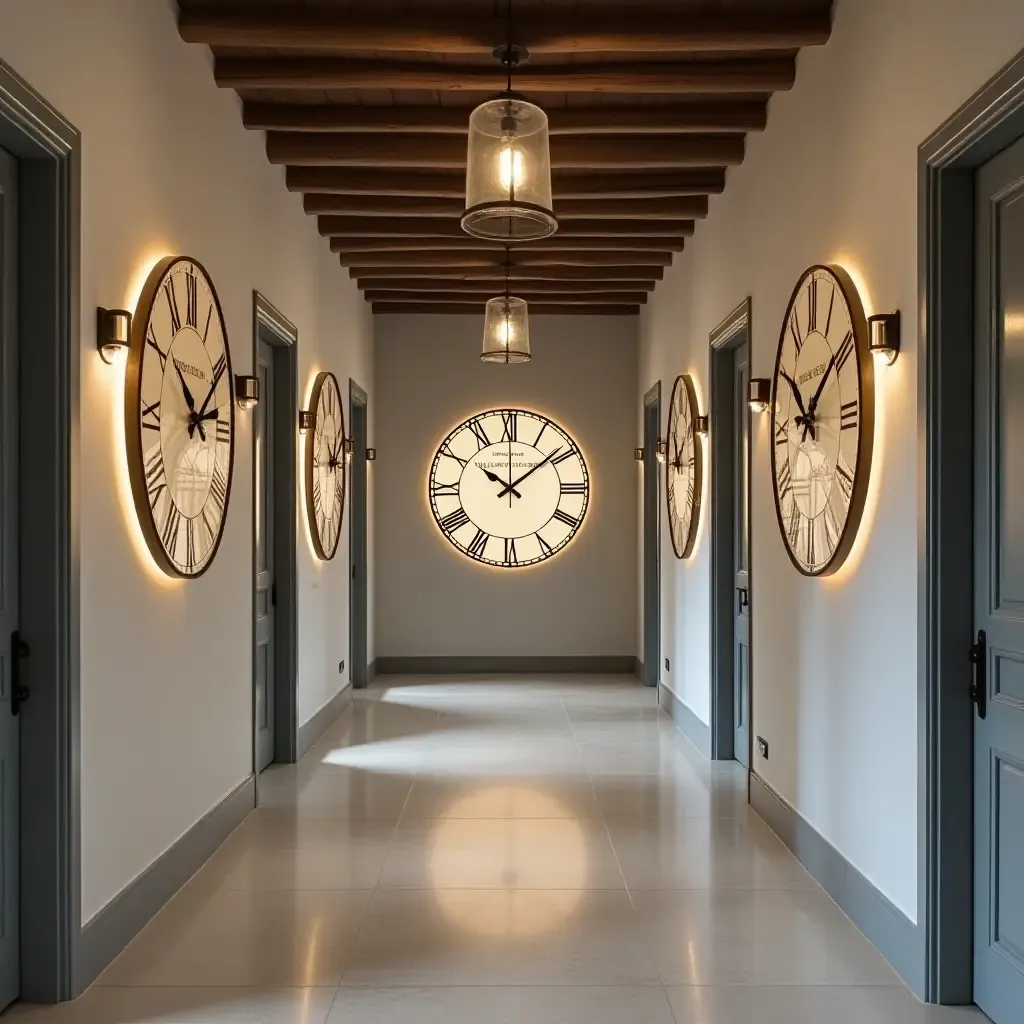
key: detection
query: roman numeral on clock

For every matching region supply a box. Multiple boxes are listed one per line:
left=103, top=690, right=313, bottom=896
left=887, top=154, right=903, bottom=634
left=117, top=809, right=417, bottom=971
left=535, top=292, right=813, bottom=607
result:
left=184, top=519, right=197, bottom=569
left=441, top=445, right=467, bottom=467
left=432, top=482, right=460, bottom=498
left=790, top=313, right=803, bottom=354
left=440, top=508, right=470, bottom=534
left=836, top=330, right=855, bottom=372
left=146, top=326, right=167, bottom=369
left=145, top=450, right=166, bottom=503
left=552, top=508, right=579, bottom=528
left=808, top=277, right=818, bottom=332
left=788, top=505, right=801, bottom=546
left=165, top=278, right=181, bottom=334
left=840, top=400, right=859, bottom=431
left=501, top=411, right=518, bottom=442
left=212, top=353, right=227, bottom=384
left=535, top=533, right=554, bottom=557
left=560, top=482, right=586, bottom=495
left=467, top=529, right=489, bottom=557
left=551, top=449, right=575, bottom=466
left=142, top=401, right=161, bottom=430
left=775, top=419, right=789, bottom=446
left=468, top=419, right=490, bottom=449
left=504, top=538, right=518, bottom=565
left=216, top=419, right=230, bottom=444
left=835, top=460, right=854, bottom=500
left=210, top=465, right=228, bottom=517
left=777, top=460, right=793, bottom=499
left=185, top=272, right=198, bottom=329
left=161, top=503, right=182, bottom=552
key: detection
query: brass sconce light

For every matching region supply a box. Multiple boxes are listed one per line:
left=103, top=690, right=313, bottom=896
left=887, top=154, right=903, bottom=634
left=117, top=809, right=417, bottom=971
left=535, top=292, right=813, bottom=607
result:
left=97, top=307, right=132, bottom=364
left=298, top=410, right=315, bottom=433
left=655, top=439, right=668, bottom=463
left=634, top=447, right=644, bottom=462
left=695, top=415, right=709, bottom=436
left=868, top=311, right=901, bottom=365
left=748, top=378, right=771, bottom=413
left=234, top=375, right=260, bottom=411
left=344, top=438, right=355, bottom=463
left=366, top=448, right=377, bottom=461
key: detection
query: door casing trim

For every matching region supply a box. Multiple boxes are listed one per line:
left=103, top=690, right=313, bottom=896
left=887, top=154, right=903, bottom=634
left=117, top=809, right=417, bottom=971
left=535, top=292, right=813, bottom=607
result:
left=349, top=379, right=369, bottom=689
left=642, top=382, right=662, bottom=688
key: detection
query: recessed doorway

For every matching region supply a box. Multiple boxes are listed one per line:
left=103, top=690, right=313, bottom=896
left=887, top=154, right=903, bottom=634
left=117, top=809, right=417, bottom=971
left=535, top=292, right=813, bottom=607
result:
left=642, top=382, right=661, bottom=688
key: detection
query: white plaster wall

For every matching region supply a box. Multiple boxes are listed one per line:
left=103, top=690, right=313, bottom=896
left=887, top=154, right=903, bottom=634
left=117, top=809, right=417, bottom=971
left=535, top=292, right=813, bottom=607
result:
left=640, top=0, right=1024, bottom=921
left=375, top=314, right=637, bottom=659
left=0, top=0, right=374, bottom=922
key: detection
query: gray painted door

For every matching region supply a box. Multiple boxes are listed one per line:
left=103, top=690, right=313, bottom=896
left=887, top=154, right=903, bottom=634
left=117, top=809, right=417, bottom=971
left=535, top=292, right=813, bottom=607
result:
left=349, top=393, right=368, bottom=688
left=255, top=340, right=275, bottom=771
left=733, top=342, right=750, bottom=767
left=974, top=133, right=1024, bottom=1024
left=0, top=145, right=20, bottom=1010
left=643, top=393, right=661, bottom=687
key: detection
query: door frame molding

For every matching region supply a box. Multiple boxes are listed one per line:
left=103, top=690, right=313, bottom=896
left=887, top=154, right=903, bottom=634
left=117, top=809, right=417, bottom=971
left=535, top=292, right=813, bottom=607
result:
left=708, top=298, right=752, bottom=763
left=642, top=381, right=661, bottom=687
left=0, top=60, right=80, bottom=1001
left=252, top=293, right=298, bottom=772
left=349, top=379, right=369, bottom=689
left=919, top=46, right=1024, bottom=1005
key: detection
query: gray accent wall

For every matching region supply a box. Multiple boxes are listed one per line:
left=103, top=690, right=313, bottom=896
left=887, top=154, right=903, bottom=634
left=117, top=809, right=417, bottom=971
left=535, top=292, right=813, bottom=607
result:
left=373, top=314, right=638, bottom=661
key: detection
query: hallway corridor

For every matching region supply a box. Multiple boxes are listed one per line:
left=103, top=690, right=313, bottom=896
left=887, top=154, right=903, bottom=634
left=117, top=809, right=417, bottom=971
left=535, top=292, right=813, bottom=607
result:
left=18, top=677, right=982, bottom=1023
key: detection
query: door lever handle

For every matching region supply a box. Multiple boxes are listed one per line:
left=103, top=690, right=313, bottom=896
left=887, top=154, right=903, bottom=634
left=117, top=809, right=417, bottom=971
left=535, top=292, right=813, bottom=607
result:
left=970, top=629, right=987, bottom=719
left=737, top=587, right=749, bottom=610
left=10, top=630, right=30, bottom=716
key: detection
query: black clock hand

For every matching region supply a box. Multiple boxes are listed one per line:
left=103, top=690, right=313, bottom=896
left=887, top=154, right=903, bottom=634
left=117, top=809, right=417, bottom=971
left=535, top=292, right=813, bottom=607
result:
left=807, top=354, right=837, bottom=415
left=196, top=360, right=227, bottom=423
left=497, top=446, right=562, bottom=498
left=174, top=360, right=204, bottom=440
left=780, top=368, right=815, bottom=442
left=481, top=467, right=521, bottom=498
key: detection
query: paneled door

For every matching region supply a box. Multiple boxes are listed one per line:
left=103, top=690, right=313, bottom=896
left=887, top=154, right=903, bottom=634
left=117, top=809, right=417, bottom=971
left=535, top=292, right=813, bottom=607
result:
left=255, top=340, right=276, bottom=771
left=733, top=342, right=751, bottom=767
left=643, top=386, right=661, bottom=687
left=0, top=145, right=21, bottom=1010
left=973, top=132, right=1024, bottom=1023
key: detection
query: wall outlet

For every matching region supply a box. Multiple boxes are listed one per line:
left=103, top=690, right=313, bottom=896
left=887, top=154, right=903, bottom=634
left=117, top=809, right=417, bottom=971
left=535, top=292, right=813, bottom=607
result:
left=757, top=736, right=769, bottom=759
left=664, top=657, right=670, bottom=672
left=339, top=660, right=345, bottom=674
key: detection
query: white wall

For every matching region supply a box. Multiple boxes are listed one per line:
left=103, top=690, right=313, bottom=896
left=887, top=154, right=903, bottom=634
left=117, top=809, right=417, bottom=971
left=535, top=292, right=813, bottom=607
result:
left=375, top=314, right=637, bottom=659
left=640, top=0, right=1024, bottom=922
left=0, top=0, right=374, bottom=923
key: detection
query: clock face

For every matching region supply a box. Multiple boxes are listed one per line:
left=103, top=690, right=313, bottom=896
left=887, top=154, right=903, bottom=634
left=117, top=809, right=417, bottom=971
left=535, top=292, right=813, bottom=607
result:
left=771, top=265, right=874, bottom=576
left=305, top=371, right=346, bottom=560
left=125, top=256, right=234, bottom=578
left=429, top=409, right=589, bottom=568
left=666, top=374, right=702, bottom=559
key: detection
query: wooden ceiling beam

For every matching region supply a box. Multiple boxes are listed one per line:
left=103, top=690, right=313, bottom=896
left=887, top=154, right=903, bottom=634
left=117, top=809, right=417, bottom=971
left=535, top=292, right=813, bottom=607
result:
left=347, top=265, right=663, bottom=281
left=304, top=193, right=709, bottom=220
left=372, top=302, right=641, bottom=315
left=286, top=167, right=727, bottom=198
left=244, top=101, right=767, bottom=135
left=356, top=278, right=657, bottom=294
left=269, top=132, right=744, bottom=169
left=182, top=9, right=830, bottom=54
left=364, top=290, right=649, bottom=304
left=216, top=57, right=796, bottom=94
left=318, top=216, right=694, bottom=238
left=330, top=238, right=687, bottom=254
left=338, top=250, right=674, bottom=267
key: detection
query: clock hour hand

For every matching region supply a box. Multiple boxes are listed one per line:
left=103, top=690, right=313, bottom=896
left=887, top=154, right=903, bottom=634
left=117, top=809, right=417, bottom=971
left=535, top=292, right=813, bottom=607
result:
left=497, top=446, right=562, bottom=498
left=173, top=360, right=204, bottom=440
left=481, top=467, right=521, bottom=498
left=196, top=360, right=227, bottom=423
left=807, top=354, right=837, bottom=416
left=780, top=368, right=815, bottom=442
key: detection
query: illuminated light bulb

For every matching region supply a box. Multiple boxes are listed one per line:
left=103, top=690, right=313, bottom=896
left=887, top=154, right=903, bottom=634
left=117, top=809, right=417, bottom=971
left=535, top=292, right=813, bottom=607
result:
left=498, top=142, right=525, bottom=194
left=497, top=314, right=516, bottom=347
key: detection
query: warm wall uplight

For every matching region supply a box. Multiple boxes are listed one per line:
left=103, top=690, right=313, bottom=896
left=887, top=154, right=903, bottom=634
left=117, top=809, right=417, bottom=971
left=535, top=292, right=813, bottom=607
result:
left=298, top=409, right=315, bottom=434
left=655, top=439, right=667, bottom=463
left=869, top=312, right=901, bottom=365
left=96, top=307, right=131, bottom=364
left=634, top=447, right=644, bottom=461
left=748, top=378, right=771, bottom=413
left=344, top=438, right=355, bottom=464
left=695, top=414, right=709, bottom=436
left=366, top=448, right=377, bottom=461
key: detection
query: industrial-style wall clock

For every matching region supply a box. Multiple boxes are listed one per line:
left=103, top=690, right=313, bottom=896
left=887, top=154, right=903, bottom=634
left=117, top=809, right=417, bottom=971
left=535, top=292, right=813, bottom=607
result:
left=429, top=408, right=589, bottom=568
left=666, top=374, right=702, bottom=559
left=770, top=264, right=874, bottom=576
left=304, top=371, right=347, bottom=560
left=125, top=256, right=234, bottom=578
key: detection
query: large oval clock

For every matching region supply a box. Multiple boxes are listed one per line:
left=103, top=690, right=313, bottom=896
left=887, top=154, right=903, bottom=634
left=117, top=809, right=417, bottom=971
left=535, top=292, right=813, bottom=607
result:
left=771, top=264, right=874, bottom=576
left=305, top=371, right=346, bottom=560
left=126, top=256, right=234, bottom=578
left=666, top=374, right=702, bottom=559
left=429, top=409, right=589, bottom=568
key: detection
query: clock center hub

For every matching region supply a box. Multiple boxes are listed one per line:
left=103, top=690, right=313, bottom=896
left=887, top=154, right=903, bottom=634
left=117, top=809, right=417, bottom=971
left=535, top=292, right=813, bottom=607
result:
left=460, top=443, right=560, bottom=539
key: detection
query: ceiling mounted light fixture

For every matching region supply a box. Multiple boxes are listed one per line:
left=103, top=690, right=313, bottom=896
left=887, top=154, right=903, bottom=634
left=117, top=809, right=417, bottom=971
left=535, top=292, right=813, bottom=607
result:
left=482, top=250, right=531, bottom=364
left=462, top=1, right=557, bottom=242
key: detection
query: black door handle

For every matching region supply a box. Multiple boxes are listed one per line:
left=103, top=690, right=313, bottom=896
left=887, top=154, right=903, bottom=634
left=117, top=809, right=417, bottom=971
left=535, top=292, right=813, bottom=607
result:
left=970, top=629, right=987, bottom=720
left=10, top=630, right=29, bottom=716
left=737, top=587, right=749, bottom=611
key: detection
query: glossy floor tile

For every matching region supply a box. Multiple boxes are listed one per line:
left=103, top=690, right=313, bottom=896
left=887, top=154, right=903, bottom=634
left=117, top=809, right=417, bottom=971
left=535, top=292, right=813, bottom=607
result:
left=21, top=677, right=979, bottom=1023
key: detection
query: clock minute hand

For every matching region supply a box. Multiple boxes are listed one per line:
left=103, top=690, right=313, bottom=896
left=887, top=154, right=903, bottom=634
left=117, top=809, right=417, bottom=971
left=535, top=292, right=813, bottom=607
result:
left=808, top=353, right=836, bottom=414
left=481, top=467, right=521, bottom=498
left=196, top=361, right=227, bottom=423
left=497, top=446, right=562, bottom=498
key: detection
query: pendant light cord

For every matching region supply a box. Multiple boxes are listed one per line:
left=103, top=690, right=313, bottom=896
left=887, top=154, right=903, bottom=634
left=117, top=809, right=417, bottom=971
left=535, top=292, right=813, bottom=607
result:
left=506, top=0, right=514, bottom=93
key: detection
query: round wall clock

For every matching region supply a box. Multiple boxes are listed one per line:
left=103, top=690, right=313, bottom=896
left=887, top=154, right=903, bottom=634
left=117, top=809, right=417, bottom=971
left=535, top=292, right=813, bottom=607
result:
left=305, top=371, right=346, bottom=560
left=666, top=374, right=702, bottom=559
left=429, top=408, right=589, bottom=568
left=125, top=256, right=234, bottom=578
left=770, top=264, right=874, bottom=576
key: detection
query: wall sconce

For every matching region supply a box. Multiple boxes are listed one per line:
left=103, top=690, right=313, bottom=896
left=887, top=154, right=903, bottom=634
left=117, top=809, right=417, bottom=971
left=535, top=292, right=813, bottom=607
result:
left=234, top=374, right=260, bottom=411
left=366, top=448, right=377, bottom=461
left=695, top=414, right=709, bottom=436
left=634, top=447, right=644, bottom=462
left=748, top=378, right=771, bottom=413
left=344, top=438, right=355, bottom=463
left=869, top=311, right=901, bottom=365
left=298, top=410, right=315, bottom=433
left=97, top=307, right=131, bottom=364
left=655, top=439, right=667, bottom=463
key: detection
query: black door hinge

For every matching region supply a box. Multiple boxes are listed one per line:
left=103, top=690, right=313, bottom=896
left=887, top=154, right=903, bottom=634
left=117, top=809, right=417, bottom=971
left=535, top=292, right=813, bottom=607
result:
left=970, top=629, right=987, bottom=720
left=10, top=630, right=30, bottom=716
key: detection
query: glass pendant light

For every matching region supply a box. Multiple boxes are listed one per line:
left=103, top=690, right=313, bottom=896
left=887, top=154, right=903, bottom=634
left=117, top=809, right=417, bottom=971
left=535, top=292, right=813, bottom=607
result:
left=462, top=2, right=557, bottom=242
left=481, top=252, right=531, bottom=363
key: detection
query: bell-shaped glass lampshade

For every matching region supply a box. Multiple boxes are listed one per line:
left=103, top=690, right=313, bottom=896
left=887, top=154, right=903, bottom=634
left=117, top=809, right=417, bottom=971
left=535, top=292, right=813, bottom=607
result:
left=481, top=296, right=531, bottom=363
left=463, top=98, right=557, bottom=242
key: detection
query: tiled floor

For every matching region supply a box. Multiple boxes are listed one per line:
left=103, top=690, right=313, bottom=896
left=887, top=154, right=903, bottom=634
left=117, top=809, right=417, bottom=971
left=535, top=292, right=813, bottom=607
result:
left=13, top=676, right=987, bottom=1022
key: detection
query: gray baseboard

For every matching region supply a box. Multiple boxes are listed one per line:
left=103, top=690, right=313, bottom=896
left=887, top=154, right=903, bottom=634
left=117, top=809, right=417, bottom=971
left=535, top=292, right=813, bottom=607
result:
left=376, top=655, right=636, bottom=675
left=659, top=684, right=712, bottom=757
left=632, top=656, right=643, bottom=680
left=749, top=772, right=924, bottom=998
left=75, top=775, right=255, bottom=994
left=367, top=657, right=379, bottom=683
left=296, top=683, right=353, bottom=761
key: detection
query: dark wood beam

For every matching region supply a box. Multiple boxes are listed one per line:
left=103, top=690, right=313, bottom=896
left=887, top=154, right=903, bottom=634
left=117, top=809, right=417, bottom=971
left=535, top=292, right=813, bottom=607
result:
left=269, top=132, right=744, bottom=168
left=372, top=302, right=641, bottom=315
left=356, top=278, right=657, bottom=294
left=286, top=167, right=727, bottom=198
left=216, top=57, right=796, bottom=94
left=330, top=237, right=687, bottom=254
left=364, top=290, right=649, bottom=304
left=318, top=216, right=695, bottom=238
left=348, top=265, right=664, bottom=281
left=304, top=193, right=709, bottom=220
left=338, top=250, right=675, bottom=267
left=244, top=101, right=767, bottom=135
left=182, top=9, right=831, bottom=55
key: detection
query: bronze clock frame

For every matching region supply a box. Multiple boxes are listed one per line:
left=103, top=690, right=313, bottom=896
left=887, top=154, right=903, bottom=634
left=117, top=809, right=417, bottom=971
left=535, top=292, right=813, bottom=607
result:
left=304, top=370, right=346, bottom=561
left=125, top=255, right=235, bottom=579
left=769, top=263, right=874, bottom=577
left=666, top=373, right=703, bottom=559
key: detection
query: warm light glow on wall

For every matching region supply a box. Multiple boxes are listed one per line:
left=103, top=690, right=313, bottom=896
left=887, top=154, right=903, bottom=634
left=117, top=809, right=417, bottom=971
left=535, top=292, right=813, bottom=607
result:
left=299, top=368, right=323, bottom=564
left=830, top=254, right=874, bottom=320
left=123, top=247, right=175, bottom=312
